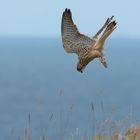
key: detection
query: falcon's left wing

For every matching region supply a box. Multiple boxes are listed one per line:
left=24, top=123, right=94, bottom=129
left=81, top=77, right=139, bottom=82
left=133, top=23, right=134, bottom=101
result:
left=61, top=8, right=93, bottom=56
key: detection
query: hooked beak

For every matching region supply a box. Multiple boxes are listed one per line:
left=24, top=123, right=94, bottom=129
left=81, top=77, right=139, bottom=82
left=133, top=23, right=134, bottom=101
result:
left=77, top=67, right=83, bottom=73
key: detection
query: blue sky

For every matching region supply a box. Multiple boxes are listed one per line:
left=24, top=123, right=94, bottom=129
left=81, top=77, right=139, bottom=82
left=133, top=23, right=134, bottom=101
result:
left=0, top=0, right=140, bottom=37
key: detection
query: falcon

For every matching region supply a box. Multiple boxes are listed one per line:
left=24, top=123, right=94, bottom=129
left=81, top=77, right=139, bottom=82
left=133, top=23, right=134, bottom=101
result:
left=61, top=8, right=117, bottom=73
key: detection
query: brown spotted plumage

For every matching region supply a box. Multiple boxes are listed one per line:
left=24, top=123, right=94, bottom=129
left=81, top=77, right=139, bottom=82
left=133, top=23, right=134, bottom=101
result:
left=61, top=8, right=117, bottom=73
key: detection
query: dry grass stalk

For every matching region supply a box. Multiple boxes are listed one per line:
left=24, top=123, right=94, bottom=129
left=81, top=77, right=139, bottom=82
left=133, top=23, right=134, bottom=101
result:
left=110, top=133, right=119, bottom=140
left=40, top=136, right=45, bottom=140
left=27, top=128, right=30, bottom=140
left=125, top=124, right=140, bottom=140
left=23, top=128, right=27, bottom=140
left=92, top=135, right=109, bottom=140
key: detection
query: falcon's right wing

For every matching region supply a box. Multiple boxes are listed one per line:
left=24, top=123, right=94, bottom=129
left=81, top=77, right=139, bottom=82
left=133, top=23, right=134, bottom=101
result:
left=92, top=16, right=114, bottom=39
left=61, top=8, right=93, bottom=55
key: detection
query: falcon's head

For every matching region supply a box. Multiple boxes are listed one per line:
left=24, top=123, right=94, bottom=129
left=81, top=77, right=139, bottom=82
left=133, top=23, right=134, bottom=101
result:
left=77, top=61, right=86, bottom=73
left=77, top=56, right=95, bottom=73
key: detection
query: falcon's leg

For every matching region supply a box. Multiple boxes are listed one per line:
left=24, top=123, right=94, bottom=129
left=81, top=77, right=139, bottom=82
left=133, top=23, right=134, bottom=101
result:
left=99, top=57, right=107, bottom=68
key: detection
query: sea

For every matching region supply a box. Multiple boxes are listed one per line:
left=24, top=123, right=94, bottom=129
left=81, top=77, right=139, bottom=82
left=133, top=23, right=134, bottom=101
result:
left=0, top=37, right=140, bottom=140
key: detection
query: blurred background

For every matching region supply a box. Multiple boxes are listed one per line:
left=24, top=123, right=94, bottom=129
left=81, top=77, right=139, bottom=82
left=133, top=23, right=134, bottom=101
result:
left=0, top=0, right=140, bottom=37
left=0, top=0, right=140, bottom=140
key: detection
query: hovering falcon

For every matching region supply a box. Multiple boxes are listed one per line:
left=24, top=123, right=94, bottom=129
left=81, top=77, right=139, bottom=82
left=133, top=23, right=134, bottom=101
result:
left=61, top=8, right=117, bottom=73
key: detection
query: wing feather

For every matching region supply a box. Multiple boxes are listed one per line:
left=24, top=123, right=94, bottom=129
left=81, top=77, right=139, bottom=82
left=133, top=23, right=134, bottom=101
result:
left=61, top=8, right=93, bottom=56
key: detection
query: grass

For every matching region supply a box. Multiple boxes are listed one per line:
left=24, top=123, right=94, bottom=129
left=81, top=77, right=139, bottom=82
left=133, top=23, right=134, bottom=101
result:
left=93, top=124, right=140, bottom=140
left=18, top=96, right=140, bottom=140
left=18, top=107, right=140, bottom=140
left=20, top=123, right=140, bottom=140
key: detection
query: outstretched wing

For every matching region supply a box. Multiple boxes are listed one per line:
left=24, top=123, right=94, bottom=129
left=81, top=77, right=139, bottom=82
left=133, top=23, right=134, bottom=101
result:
left=61, top=8, right=93, bottom=56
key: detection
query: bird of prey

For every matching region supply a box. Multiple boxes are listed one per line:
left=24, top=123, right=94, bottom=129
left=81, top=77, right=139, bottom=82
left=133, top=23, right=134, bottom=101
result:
left=61, top=8, right=117, bottom=73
